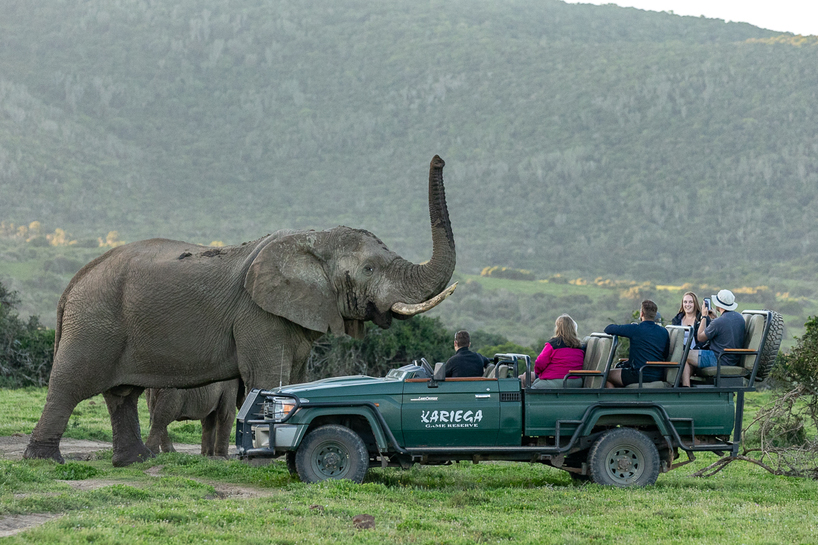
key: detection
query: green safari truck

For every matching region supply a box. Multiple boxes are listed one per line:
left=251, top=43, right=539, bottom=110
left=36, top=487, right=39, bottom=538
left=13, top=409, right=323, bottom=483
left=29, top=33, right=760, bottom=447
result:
left=236, top=309, right=783, bottom=487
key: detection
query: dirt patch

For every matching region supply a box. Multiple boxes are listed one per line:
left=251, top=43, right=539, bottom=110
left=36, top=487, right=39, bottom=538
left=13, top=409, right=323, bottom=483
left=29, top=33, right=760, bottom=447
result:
left=0, top=514, right=63, bottom=538
left=0, top=434, right=236, bottom=461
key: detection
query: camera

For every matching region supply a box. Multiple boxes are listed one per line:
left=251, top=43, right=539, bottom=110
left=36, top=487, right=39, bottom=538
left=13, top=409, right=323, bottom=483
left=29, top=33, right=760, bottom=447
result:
left=703, top=298, right=710, bottom=311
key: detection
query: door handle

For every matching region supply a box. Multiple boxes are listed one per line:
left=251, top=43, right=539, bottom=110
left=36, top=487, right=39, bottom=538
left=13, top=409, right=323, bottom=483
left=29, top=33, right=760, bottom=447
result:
left=475, top=394, right=491, bottom=399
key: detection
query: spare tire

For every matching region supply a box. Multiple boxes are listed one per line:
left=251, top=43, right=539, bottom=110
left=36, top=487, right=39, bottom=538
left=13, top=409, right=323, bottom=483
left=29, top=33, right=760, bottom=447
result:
left=755, top=310, right=784, bottom=381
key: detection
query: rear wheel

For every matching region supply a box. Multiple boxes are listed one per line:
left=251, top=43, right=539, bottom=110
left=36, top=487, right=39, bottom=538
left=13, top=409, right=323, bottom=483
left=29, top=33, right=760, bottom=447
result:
left=588, top=428, right=659, bottom=487
left=295, top=425, right=369, bottom=484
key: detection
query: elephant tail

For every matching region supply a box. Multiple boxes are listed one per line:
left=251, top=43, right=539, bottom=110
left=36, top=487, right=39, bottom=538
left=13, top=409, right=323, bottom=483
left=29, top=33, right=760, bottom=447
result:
left=54, top=249, right=118, bottom=359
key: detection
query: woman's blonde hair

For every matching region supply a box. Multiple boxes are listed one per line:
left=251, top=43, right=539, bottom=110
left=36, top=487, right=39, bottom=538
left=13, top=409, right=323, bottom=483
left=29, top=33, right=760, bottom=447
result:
left=554, top=314, right=581, bottom=348
left=677, top=291, right=702, bottom=316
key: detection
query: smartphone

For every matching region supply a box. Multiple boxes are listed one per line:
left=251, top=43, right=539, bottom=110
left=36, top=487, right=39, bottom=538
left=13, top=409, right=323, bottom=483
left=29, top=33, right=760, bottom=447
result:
left=703, top=298, right=711, bottom=311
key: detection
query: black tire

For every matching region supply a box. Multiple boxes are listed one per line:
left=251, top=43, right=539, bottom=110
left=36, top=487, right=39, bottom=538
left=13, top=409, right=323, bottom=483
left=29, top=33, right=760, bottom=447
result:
left=295, top=425, right=369, bottom=484
left=588, top=428, right=659, bottom=487
left=755, top=311, right=784, bottom=381
left=285, top=451, right=297, bottom=476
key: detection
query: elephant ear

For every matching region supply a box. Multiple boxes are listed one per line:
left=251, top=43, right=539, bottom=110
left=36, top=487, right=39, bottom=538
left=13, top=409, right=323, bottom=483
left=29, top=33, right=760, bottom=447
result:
left=244, top=234, right=345, bottom=336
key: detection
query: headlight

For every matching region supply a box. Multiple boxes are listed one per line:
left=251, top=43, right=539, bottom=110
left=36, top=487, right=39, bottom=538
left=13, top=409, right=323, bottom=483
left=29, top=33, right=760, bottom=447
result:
left=262, top=396, right=297, bottom=422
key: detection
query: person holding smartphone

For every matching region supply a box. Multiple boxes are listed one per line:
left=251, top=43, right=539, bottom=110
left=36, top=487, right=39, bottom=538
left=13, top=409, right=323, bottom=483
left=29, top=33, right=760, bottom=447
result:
left=681, top=289, right=745, bottom=387
left=670, top=292, right=712, bottom=352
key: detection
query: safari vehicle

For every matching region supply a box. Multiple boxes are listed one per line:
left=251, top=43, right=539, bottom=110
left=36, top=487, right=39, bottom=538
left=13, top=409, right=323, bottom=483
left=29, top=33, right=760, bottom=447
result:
left=236, top=310, right=783, bottom=487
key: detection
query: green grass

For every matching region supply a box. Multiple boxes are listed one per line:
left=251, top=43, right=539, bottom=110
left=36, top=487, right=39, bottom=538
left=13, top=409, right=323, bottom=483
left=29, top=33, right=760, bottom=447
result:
left=0, top=389, right=207, bottom=445
left=2, top=453, right=817, bottom=543
left=2, top=388, right=817, bottom=543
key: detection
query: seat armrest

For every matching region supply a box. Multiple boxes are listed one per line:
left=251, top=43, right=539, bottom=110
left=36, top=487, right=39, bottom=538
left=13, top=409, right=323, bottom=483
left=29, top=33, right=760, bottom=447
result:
left=645, top=361, right=677, bottom=366
left=566, top=370, right=602, bottom=375
left=723, top=348, right=757, bottom=353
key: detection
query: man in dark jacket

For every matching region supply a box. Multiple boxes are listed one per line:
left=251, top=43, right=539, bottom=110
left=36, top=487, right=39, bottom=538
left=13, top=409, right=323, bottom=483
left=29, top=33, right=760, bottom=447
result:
left=604, top=300, right=669, bottom=387
left=444, top=330, right=490, bottom=378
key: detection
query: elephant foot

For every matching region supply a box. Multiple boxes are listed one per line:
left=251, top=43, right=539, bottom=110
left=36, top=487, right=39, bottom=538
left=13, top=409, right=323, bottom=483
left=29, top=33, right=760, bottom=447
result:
left=112, top=443, right=155, bottom=467
left=23, top=439, right=65, bottom=464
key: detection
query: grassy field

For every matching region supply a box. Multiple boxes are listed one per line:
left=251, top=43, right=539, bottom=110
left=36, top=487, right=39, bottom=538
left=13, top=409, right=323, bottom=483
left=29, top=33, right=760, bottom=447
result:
left=1, top=388, right=817, bottom=543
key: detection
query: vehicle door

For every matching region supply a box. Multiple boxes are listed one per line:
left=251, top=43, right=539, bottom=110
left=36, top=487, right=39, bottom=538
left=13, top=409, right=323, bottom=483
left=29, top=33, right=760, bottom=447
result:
left=401, top=378, right=500, bottom=447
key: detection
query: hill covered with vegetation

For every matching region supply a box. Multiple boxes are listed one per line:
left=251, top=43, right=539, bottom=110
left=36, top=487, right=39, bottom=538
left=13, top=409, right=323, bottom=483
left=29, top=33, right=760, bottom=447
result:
left=1, top=0, right=816, bottom=292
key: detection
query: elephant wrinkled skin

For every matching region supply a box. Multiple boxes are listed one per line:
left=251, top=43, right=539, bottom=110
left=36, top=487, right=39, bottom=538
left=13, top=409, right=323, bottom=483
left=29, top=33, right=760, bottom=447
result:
left=25, top=156, right=456, bottom=466
left=145, top=379, right=245, bottom=457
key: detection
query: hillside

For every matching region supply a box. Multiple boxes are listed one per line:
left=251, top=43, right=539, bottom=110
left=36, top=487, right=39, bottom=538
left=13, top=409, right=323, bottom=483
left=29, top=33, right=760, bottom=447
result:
left=1, top=0, right=816, bottom=285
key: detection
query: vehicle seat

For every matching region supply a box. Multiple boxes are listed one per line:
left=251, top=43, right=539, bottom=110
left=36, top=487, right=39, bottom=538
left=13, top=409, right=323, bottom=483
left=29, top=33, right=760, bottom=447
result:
left=433, top=362, right=445, bottom=381
left=483, top=362, right=496, bottom=378
left=494, top=364, right=509, bottom=379
left=697, top=311, right=767, bottom=385
left=566, top=333, right=615, bottom=388
left=624, top=325, right=691, bottom=388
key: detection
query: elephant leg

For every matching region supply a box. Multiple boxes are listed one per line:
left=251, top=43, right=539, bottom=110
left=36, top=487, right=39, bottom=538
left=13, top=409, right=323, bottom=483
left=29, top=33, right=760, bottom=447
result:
left=159, top=428, right=175, bottom=453
left=103, top=386, right=153, bottom=467
left=144, top=389, right=178, bottom=454
left=23, top=388, right=83, bottom=463
left=200, top=412, right=218, bottom=457
left=145, top=421, right=176, bottom=454
left=213, top=401, right=237, bottom=458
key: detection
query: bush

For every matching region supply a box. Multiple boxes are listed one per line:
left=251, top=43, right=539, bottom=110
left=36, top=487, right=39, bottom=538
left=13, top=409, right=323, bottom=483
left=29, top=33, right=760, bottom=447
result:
left=0, top=280, right=55, bottom=387
left=774, top=316, right=818, bottom=392
left=480, top=266, right=536, bottom=281
left=307, top=315, right=452, bottom=380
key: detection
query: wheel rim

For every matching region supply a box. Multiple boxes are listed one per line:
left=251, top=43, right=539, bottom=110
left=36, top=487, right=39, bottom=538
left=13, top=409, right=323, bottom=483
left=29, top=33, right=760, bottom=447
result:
left=311, top=441, right=350, bottom=479
left=604, top=443, right=645, bottom=485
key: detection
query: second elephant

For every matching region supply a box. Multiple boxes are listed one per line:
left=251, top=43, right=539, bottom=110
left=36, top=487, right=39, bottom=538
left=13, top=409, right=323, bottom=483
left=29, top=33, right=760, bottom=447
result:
left=144, top=379, right=245, bottom=457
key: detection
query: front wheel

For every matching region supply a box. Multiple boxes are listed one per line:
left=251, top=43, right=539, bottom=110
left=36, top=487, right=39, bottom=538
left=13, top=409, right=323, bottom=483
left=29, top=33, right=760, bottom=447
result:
left=588, top=428, right=659, bottom=487
left=295, top=425, right=369, bottom=484
left=285, top=451, right=297, bottom=476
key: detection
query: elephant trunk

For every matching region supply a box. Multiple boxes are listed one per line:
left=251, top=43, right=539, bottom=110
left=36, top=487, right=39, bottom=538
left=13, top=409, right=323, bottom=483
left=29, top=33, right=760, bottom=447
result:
left=389, top=155, right=457, bottom=315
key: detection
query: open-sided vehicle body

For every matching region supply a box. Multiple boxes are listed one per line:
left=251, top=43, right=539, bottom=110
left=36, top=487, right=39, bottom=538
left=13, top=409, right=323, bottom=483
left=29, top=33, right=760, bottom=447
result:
left=236, top=309, right=783, bottom=487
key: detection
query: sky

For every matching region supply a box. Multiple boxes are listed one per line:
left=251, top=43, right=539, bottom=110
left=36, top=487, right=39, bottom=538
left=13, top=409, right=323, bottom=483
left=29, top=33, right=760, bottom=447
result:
left=564, top=1, right=818, bottom=36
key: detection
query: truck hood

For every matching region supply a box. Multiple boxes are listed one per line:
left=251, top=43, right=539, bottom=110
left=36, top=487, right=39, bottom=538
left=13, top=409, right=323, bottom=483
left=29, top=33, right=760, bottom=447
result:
left=272, top=375, right=404, bottom=400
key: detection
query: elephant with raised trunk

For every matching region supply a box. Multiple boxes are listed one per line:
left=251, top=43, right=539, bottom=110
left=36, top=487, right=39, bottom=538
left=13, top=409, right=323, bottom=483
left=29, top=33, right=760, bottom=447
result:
left=25, top=155, right=456, bottom=467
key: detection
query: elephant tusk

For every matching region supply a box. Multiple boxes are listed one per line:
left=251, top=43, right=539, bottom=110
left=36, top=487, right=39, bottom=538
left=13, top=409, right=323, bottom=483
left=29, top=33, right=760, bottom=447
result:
left=391, top=282, right=458, bottom=316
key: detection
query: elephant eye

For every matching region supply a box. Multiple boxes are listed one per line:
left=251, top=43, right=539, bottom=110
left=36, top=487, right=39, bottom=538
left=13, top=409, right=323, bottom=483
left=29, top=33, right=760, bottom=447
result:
left=363, top=265, right=374, bottom=275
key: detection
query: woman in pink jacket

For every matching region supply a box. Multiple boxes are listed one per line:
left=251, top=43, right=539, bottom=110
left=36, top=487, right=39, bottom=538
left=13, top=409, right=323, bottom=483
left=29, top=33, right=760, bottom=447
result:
left=531, top=314, right=585, bottom=389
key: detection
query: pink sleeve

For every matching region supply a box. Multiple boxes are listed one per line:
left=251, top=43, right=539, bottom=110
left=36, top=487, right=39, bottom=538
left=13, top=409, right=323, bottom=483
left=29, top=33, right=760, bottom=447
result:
left=534, top=343, right=553, bottom=376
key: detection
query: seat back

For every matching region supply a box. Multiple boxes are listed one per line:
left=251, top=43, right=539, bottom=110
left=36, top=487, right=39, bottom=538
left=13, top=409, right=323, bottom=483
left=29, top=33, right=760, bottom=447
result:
left=582, top=333, right=614, bottom=388
left=741, top=311, right=767, bottom=374
left=433, top=362, right=445, bottom=381
left=664, top=325, right=693, bottom=386
left=494, top=364, right=509, bottom=379
left=483, top=362, right=496, bottom=378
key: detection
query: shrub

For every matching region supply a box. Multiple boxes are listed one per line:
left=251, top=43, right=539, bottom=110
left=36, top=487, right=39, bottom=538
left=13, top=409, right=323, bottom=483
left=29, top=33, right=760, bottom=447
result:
left=0, top=280, right=55, bottom=387
left=307, top=315, right=452, bottom=380
left=774, top=316, right=818, bottom=392
left=480, top=266, right=536, bottom=281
